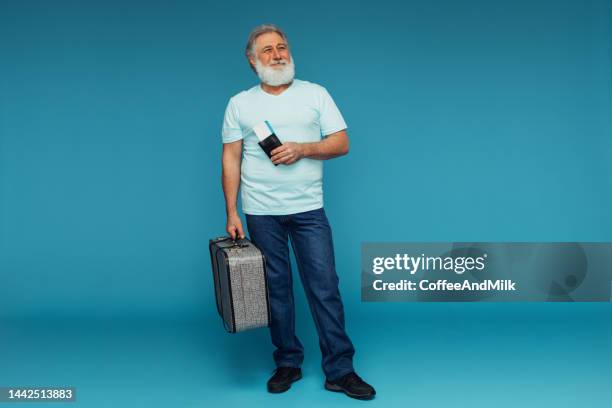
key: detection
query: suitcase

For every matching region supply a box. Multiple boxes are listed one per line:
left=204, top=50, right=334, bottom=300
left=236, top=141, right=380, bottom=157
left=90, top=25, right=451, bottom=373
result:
left=209, top=236, right=271, bottom=333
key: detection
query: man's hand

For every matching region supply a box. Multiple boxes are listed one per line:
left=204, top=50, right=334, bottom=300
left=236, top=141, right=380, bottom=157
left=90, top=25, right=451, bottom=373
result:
left=270, top=130, right=349, bottom=164
left=226, top=212, right=245, bottom=240
left=270, top=142, right=305, bottom=165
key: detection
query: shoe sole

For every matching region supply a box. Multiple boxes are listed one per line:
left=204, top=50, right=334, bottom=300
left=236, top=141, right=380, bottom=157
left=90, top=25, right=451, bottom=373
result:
left=267, top=372, right=302, bottom=393
left=324, top=381, right=375, bottom=400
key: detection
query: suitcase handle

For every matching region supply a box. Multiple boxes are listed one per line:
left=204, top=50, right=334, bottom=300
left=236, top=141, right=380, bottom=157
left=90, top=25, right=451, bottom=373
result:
left=218, top=236, right=249, bottom=248
left=231, top=238, right=249, bottom=248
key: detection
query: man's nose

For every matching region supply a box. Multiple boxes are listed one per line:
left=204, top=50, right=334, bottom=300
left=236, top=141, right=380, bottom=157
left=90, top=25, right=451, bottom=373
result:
left=272, top=48, right=281, bottom=60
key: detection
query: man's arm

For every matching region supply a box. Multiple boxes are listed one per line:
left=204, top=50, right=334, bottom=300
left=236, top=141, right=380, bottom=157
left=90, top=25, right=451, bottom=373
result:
left=270, top=129, right=349, bottom=165
left=222, top=140, right=245, bottom=239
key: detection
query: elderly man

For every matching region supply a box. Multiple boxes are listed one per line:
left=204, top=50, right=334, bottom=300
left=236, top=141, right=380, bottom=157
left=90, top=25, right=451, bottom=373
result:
left=220, top=24, right=375, bottom=400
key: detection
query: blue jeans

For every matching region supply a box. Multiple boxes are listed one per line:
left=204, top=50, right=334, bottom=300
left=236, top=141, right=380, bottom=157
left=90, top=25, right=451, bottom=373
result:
left=245, top=207, right=355, bottom=381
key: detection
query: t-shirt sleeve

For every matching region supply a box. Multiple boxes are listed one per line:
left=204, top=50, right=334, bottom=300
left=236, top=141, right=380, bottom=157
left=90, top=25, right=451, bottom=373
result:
left=318, top=87, right=347, bottom=137
left=221, top=97, right=243, bottom=143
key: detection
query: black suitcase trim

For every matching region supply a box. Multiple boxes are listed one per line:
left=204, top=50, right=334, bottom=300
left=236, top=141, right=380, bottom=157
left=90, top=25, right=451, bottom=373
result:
left=208, top=239, right=223, bottom=316
left=209, top=238, right=237, bottom=332
left=218, top=249, right=237, bottom=333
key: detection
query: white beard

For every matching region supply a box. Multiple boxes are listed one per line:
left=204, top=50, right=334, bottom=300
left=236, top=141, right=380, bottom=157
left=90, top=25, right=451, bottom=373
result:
left=254, top=56, right=295, bottom=86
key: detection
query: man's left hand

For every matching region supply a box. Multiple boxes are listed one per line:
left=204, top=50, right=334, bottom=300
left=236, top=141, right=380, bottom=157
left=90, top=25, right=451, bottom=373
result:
left=270, top=142, right=305, bottom=165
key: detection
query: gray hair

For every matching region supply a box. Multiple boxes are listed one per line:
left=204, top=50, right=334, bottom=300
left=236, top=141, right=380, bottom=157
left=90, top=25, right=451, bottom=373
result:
left=245, top=24, right=290, bottom=72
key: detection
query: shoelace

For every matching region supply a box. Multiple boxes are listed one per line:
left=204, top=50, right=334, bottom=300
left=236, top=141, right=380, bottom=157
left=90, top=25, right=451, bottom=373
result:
left=341, top=372, right=363, bottom=386
left=272, top=367, right=297, bottom=379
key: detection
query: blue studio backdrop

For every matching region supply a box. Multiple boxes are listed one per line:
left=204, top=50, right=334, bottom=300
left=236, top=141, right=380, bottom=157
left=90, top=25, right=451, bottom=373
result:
left=1, top=0, right=610, bottom=407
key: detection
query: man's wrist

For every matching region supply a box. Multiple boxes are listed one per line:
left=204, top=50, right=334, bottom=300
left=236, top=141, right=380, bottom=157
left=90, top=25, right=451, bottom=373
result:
left=300, top=142, right=316, bottom=158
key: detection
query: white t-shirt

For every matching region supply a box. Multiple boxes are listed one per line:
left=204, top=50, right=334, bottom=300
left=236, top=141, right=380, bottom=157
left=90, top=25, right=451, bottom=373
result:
left=221, top=79, right=347, bottom=215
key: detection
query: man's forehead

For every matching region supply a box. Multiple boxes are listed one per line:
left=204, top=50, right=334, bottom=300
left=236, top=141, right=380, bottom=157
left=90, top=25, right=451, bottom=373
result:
left=255, top=32, right=287, bottom=48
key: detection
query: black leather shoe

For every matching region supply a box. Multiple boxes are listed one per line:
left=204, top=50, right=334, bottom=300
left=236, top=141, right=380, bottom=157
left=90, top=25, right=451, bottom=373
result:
left=267, top=367, right=302, bottom=393
left=325, top=372, right=376, bottom=400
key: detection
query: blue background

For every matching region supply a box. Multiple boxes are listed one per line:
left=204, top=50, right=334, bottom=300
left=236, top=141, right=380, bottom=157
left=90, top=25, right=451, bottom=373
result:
left=0, top=0, right=610, bottom=407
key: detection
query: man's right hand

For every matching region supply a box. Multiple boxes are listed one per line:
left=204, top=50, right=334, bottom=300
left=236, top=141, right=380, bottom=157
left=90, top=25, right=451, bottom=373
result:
left=226, top=212, right=245, bottom=240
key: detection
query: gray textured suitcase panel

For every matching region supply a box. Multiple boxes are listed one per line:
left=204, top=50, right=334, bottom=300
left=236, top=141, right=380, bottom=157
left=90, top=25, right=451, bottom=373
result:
left=209, top=237, right=270, bottom=333
left=226, top=246, right=269, bottom=332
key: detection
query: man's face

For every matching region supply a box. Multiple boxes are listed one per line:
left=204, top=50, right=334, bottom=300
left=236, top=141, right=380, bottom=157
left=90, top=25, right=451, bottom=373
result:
left=249, top=31, right=296, bottom=87
left=249, top=31, right=291, bottom=69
